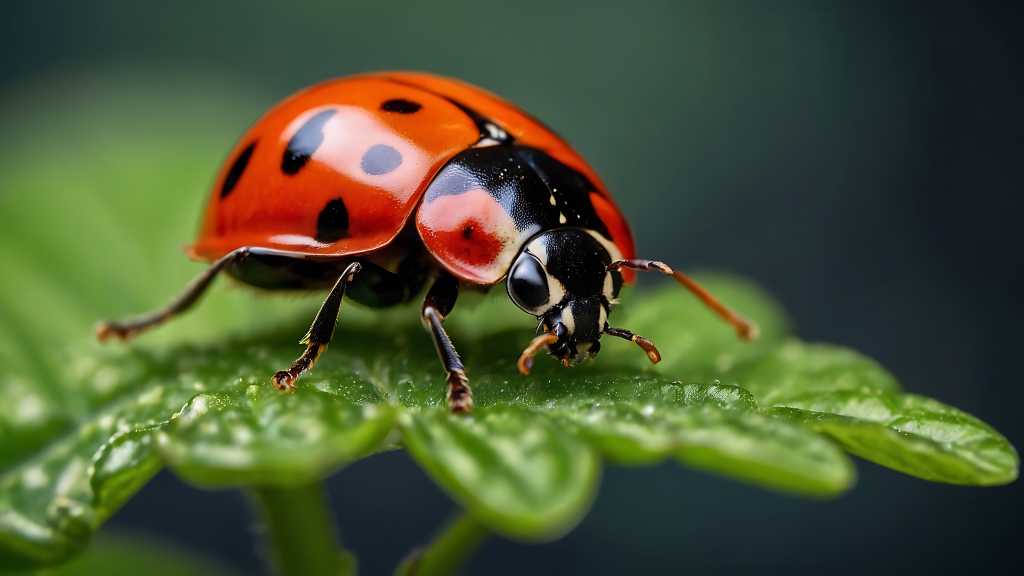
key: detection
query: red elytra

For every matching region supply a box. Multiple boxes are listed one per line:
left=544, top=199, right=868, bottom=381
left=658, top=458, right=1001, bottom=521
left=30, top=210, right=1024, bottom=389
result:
left=99, top=72, right=755, bottom=413
left=191, top=72, right=635, bottom=285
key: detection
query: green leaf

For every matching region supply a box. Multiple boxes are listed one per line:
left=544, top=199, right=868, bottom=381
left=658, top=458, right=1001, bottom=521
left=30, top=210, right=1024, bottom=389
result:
left=0, top=69, right=1016, bottom=570
left=556, top=393, right=854, bottom=496
left=37, top=533, right=235, bottom=576
left=551, top=382, right=760, bottom=465
left=738, top=341, right=902, bottom=405
left=744, top=343, right=1018, bottom=485
left=0, top=348, right=200, bottom=567
left=401, top=406, right=599, bottom=541
left=158, top=381, right=395, bottom=487
left=614, top=274, right=791, bottom=380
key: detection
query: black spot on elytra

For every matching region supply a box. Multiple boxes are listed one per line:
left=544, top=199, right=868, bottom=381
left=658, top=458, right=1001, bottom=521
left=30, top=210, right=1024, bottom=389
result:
left=360, top=144, right=403, bottom=175
left=381, top=98, right=422, bottom=114
left=315, top=198, right=349, bottom=243
left=282, top=109, right=337, bottom=175
left=380, top=76, right=512, bottom=144
left=220, top=141, right=255, bottom=198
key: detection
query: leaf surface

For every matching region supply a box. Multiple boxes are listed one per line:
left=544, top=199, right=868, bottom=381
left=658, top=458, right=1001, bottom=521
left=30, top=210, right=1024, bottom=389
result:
left=0, top=70, right=1015, bottom=570
left=744, top=343, right=1018, bottom=485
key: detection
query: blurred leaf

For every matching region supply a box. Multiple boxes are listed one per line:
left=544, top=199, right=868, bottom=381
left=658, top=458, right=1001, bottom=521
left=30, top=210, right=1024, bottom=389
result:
left=0, top=347, right=197, bottom=567
left=0, top=70, right=1016, bottom=570
left=400, top=406, right=600, bottom=541
left=614, top=274, right=791, bottom=380
left=36, top=533, right=234, bottom=576
left=744, top=343, right=1018, bottom=485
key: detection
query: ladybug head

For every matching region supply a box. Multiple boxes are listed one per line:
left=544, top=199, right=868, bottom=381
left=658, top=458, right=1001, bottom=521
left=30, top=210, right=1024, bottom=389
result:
left=507, top=228, right=625, bottom=369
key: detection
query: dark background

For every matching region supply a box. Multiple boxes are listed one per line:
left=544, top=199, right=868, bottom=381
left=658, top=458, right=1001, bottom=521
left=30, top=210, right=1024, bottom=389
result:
left=3, top=0, right=1021, bottom=573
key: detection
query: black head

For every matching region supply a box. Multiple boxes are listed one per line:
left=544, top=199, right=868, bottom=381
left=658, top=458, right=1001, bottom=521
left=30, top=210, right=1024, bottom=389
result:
left=506, top=228, right=624, bottom=363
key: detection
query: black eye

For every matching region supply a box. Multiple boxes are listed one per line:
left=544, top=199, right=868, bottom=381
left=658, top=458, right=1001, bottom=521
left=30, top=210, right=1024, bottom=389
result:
left=508, top=254, right=550, bottom=312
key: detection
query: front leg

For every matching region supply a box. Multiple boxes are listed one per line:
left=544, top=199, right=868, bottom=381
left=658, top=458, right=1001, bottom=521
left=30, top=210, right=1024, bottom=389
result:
left=421, top=273, right=472, bottom=413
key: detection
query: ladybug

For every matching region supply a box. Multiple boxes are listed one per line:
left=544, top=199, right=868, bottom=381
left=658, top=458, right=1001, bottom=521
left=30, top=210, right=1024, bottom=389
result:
left=97, top=72, right=755, bottom=413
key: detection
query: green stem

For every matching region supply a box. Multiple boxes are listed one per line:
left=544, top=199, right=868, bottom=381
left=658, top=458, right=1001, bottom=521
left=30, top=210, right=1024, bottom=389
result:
left=249, top=482, right=355, bottom=576
left=396, top=512, right=489, bottom=576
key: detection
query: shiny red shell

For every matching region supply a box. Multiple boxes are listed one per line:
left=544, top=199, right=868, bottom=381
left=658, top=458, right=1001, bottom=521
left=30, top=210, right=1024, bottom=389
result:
left=191, top=72, right=635, bottom=285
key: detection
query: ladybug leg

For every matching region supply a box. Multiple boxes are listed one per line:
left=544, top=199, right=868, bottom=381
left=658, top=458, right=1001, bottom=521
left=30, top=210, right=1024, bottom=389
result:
left=607, top=259, right=759, bottom=341
left=97, top=248, right=252, bottom=342
left=603, top=326, right=662, bottom=365
left=517, top=322, right=568, bottom=375
left=272, top=261, right=362, bottom=392
left=421, top=274, right=472, bottom=413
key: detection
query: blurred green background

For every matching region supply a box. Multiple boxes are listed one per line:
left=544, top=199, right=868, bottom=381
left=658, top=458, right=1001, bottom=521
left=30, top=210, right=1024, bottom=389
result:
left=2, top=0, right=1020, bottom=573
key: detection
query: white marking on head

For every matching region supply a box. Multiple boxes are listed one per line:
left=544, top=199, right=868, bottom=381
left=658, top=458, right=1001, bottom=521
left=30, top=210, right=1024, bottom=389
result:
left=559, top=306, right=576, bottom=335
left=510, top=239, right=567, bottom=315
left=547, top=276, right=567, bottom=311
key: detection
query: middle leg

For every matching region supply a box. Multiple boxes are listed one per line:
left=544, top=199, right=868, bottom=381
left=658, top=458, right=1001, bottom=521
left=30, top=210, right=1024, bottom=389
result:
left=272, top=261, right=362, bottom=391
left=421, top=273, right=472, bottom=413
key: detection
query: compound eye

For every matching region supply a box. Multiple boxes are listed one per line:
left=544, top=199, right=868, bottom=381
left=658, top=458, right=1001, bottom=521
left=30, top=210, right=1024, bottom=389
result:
left=508, top=253, right=550, bottom=313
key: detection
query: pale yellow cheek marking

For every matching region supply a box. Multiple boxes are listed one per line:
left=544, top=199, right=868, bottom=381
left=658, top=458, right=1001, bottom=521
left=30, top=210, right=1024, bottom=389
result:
left=546, top=277, right=567, bottom=311
left=559, top=307, right=576, bottom=335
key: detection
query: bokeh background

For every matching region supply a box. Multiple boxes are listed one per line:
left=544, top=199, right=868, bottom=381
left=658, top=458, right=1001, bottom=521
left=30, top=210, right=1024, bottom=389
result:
left=3, top=0, right=1021, bottom=573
